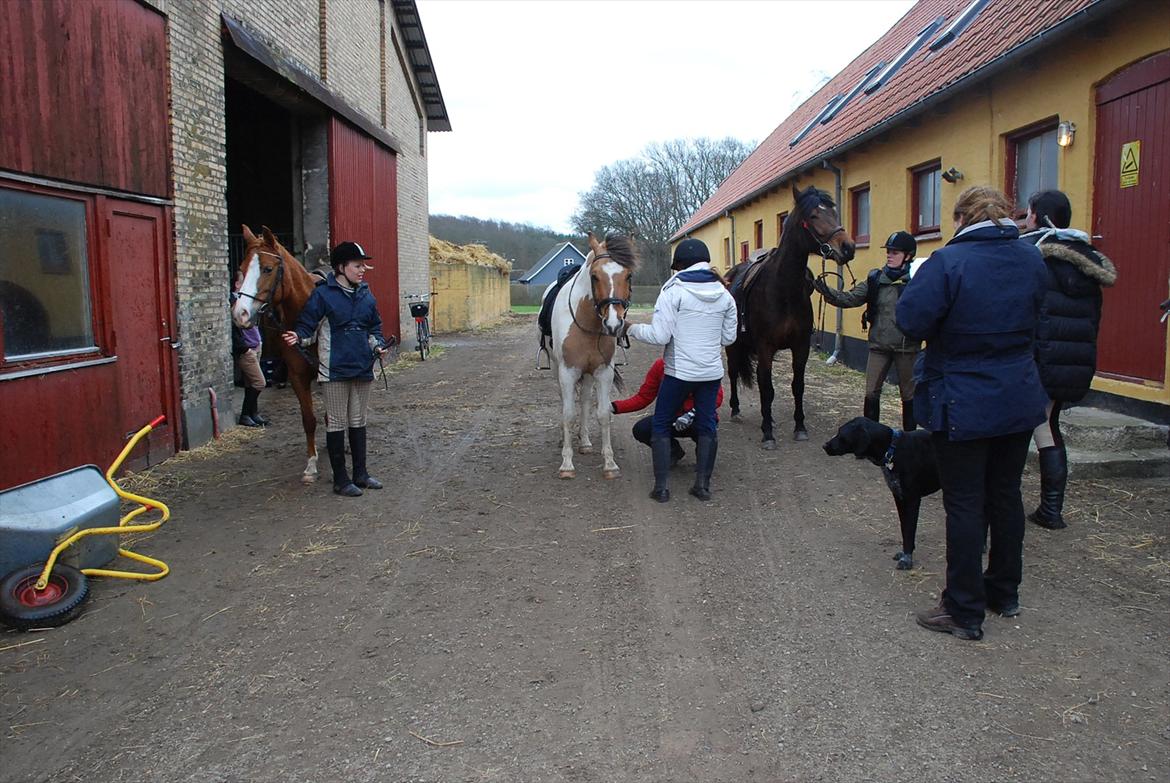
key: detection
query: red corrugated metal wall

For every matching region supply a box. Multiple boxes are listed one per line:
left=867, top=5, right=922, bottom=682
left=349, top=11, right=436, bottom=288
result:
left=1093, top=51, right=1170, bottom=383
left=0, top=0, right=170, bottom=197
left=328, top=118, right=400, bottom=342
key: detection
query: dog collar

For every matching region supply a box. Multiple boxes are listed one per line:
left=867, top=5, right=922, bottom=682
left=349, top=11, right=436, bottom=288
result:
left=883, top=429, right=902, bottom=472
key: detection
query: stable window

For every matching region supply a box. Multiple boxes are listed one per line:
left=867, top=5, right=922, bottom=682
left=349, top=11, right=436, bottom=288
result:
left=0, top=186, right=100, bottom=364
left=1008, top=123, right=1059, bottom=213
left=776, top=211, right=788, bottom=245
left=723, top=237, right=731, bottom=266
left=754, top=220, right=764, bottom=249
left=740, top=241, right=749, bottom=262
left=912, top=162, right=942, bottom=235
left=851, top=185, right=871, bottom=245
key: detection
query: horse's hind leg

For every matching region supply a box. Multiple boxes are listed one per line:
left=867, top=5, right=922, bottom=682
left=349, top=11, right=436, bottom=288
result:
left=728, top=347, right=743, bottom=420
left=756, top=353, right=777, bottom=449
left=578, top=374, right=594, bottom=454
left=557, top=364, right=580, bottom=478
left=594, top=367, right=620, bottom=479
left=291, top=375, right=319, bottom=483
left=791, top=341, right=810, bottom=441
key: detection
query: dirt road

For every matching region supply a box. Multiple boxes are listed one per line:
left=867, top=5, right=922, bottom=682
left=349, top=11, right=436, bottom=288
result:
left=2, top=315, right=1167, bottom=782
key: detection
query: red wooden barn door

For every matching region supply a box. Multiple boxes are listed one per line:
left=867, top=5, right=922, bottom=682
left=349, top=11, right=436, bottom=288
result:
left=328, top=118, right=399, bottom=342
left=101, top=198, right=180, bottom=465
left=1093, top=51, right=1170, bottom=383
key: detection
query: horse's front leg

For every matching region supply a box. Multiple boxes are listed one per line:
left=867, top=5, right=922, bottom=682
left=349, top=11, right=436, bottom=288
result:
left=290, top=374, right=319, bottom=483
left=756, top=353, right=777, bottom=449
left=791, top=342, right=810, bottom=441
left=594, top=367, right=620, bottom=479
left=578, top=374, right=594, bottom=454
left=558, top=365, right=580, bottom=478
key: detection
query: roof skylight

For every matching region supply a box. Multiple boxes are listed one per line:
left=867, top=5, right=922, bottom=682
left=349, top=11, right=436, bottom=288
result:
left=820, top=62, right=885, bottom=125
left=864, top=16, right=946, bottom=95
left=929, top=0, right=991, bottom=51
left=789, top=94, right=844, bottom=147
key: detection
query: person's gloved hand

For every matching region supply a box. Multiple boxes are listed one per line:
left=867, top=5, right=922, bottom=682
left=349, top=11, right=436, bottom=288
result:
left=812, top=277, right=831, bottom=297
left=610, top=402, right=618, bottom=415
left=673, top=410, right=695, bottom=432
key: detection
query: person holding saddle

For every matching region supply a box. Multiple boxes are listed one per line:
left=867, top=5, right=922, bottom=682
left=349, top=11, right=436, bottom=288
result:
left=813, top=230, right=920, bottom=429
left=282, top=241, right=389, bottom=497
left=626, top=238, right=737, bottom=502
left=1019, top=190, right=1117, bottom=530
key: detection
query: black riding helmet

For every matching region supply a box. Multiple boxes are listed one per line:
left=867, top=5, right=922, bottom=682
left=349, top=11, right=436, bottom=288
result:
left=331, top=241, right=372, bottom=272
left=881, top=231, right=917, bottom=259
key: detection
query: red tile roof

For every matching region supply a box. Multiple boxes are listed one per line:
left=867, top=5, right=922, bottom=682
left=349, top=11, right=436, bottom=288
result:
left=673, top=0, right=1107, bottom=240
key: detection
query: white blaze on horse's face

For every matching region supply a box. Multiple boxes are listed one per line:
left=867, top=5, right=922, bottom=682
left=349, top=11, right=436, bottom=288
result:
left=231, top=253, right=262, bottom=327
left=597, top=260, right=626, bottom=335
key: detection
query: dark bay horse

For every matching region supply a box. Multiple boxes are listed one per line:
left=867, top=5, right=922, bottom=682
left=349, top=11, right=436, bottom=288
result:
left=725, top=184, right=855, bottom=448
left=230, top=225, right=323, bottom=483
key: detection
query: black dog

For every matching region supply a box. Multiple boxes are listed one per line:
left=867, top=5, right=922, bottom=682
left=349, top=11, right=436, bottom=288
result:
left=823, top=417, right=940, bottom=570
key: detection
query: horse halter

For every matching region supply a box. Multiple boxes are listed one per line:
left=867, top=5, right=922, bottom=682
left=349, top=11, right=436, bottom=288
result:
left=234, top=249, right=285, bottom=324
left=588, top=252, right=632, bottom=318
left=801, top=217, right=846, bottom=261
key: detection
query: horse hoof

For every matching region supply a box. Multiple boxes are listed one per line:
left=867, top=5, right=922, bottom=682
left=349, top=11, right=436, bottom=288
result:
left=603, top=469, right=620, bottom=480
left=794, top=430, right=809, bottom=442
left=578, top=446, right=594, bottom=455
left=301, top=474, right=316, bottom=485
left=558, top=470, right=576, bottom=479
left=761, top=439, right=777, bottom=451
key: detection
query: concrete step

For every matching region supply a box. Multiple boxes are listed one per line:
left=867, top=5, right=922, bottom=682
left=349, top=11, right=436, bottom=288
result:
left=1058, top=406, right=1169, bottom=451
left=1027, top=406, right=1170, bottom=479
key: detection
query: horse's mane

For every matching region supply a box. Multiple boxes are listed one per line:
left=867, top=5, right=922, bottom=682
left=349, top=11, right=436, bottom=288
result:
left=601, top=234, right=638, bottom=270
left=794, top=185, right=835, bottom=215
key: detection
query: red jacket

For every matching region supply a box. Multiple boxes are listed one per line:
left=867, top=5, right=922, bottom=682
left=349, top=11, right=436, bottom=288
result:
left=612, top=358, right=724, bottom=416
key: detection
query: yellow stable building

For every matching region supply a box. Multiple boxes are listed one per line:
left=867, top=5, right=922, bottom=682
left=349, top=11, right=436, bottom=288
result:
left=675, top=0, right=1169, bottom=419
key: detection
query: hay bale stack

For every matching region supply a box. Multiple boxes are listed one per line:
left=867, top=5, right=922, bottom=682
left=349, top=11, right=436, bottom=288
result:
left=429, top=237, right=511, bottom=275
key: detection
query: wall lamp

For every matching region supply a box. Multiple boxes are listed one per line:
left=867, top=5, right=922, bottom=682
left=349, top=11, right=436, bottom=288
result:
left=1057, top=120, right=1076, bottom=147
left=941, top=166, right=964, bottom=183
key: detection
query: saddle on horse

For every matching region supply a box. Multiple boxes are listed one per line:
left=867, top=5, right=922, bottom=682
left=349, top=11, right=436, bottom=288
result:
left=535, top=263, right=582, bottom=369
left=728, top=249, right=816, bottom=334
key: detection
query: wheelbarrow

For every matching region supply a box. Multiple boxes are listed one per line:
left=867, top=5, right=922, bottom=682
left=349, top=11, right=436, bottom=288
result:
left=0, top=416, right=172, bottom=630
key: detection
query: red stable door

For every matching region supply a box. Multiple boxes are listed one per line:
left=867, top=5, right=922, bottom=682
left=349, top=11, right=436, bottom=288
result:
left=100, top=197, right=181, bottom=467
left=1093, top=51, right=1170, bottom=384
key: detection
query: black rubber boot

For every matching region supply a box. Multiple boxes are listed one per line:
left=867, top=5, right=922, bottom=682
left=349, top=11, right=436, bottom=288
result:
left=349, top=427, right=382, bottom=489
left=670, top=439, right=685, bottom=466
left=689, top=434, right=717, bottom=501
left=1029, top=446, right=1068, bottom=529
left=238, top=388, right=263, bottom=427
left=863, top=394, right=881, bottom=422
left=327, top=430, right=362, bottom=496
left=650, top=437, right=672, bottom=502
left=901, top=399, right=916, bottom=431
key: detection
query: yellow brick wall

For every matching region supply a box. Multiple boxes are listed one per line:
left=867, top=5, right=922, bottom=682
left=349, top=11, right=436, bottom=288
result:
left=430, top=263, right=510, bottom=333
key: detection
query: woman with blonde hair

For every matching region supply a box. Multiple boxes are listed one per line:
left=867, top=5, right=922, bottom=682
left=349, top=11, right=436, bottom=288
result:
left=895, top=185, right=1049, bottom=641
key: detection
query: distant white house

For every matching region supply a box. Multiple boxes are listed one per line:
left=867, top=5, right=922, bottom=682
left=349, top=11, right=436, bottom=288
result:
left=517, top=242, right=587, bottom=286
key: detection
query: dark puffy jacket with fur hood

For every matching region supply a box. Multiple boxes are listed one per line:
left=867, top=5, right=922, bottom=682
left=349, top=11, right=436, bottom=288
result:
left=1020, top=229, right=1117, bottom=403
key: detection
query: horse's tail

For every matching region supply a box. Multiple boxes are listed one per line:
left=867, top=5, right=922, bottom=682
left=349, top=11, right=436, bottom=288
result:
left=727, top=337, right=755, bottom=389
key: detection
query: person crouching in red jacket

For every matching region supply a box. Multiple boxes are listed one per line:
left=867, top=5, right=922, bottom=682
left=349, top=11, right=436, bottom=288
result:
left=611, top=357, right=724, bottom=465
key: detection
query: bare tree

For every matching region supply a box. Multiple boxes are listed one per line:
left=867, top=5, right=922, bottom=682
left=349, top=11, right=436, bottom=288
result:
left=573, top=137, right=753, bottom=282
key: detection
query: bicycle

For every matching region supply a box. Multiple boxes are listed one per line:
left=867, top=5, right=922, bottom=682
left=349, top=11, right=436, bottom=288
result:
left=404, top=291, right=436, bottom=361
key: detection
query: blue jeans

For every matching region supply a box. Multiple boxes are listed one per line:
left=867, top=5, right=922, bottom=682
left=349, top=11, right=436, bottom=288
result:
left=652, top=375, right=720, bottom=438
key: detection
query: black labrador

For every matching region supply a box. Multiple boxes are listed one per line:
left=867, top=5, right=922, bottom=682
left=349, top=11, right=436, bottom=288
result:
left=823, top=417, right=940, bottom=570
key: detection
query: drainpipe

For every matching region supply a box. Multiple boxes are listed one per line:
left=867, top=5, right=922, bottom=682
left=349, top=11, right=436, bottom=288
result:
left=822, top=159, right=845, bottom=365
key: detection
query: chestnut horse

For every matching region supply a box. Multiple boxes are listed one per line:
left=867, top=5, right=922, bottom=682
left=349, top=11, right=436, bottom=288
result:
left=725, top=184, right=855, bottom=448
left=230, top=226, right=323, bottom=483
left=544, top=233, right=637, bottom=479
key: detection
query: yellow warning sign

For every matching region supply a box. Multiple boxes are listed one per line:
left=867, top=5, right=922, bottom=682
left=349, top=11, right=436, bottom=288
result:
left=1120, top=141, right=1140, bottom=188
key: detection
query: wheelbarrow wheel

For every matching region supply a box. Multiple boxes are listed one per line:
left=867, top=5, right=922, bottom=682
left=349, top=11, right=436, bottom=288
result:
left=0, top=563, right=89, bottom=631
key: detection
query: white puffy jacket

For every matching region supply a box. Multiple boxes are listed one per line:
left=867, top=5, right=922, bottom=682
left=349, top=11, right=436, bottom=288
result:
left=629, top=262, right=738, bottom=382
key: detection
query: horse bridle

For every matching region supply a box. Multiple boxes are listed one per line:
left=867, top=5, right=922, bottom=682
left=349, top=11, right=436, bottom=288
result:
left=802, top=218, right=847, bottom=262
left=233, top=249, right=286, bottom=325
left=566, top=253, right=632, bottom=345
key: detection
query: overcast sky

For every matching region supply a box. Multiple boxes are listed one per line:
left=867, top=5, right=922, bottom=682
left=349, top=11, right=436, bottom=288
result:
left=418, top=0, right=915, bottom=234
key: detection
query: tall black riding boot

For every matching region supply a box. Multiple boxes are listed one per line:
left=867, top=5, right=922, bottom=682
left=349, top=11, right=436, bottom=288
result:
left=901, top=399, right=916, bottom=431
left=689, top=434, right=718, bottom=501
left=650, top=437, right=672, bottom=502
left=1029, top=446, right=1068, bottom=529
left=349, top=427, right=383, bottom=489
left=238, top=388, right=263, bottom=427
left=863, top=394, right=881, bottom=422
left=250, top=388, right=269, bottom=425
left=327, top=430, right=361, bottom=497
